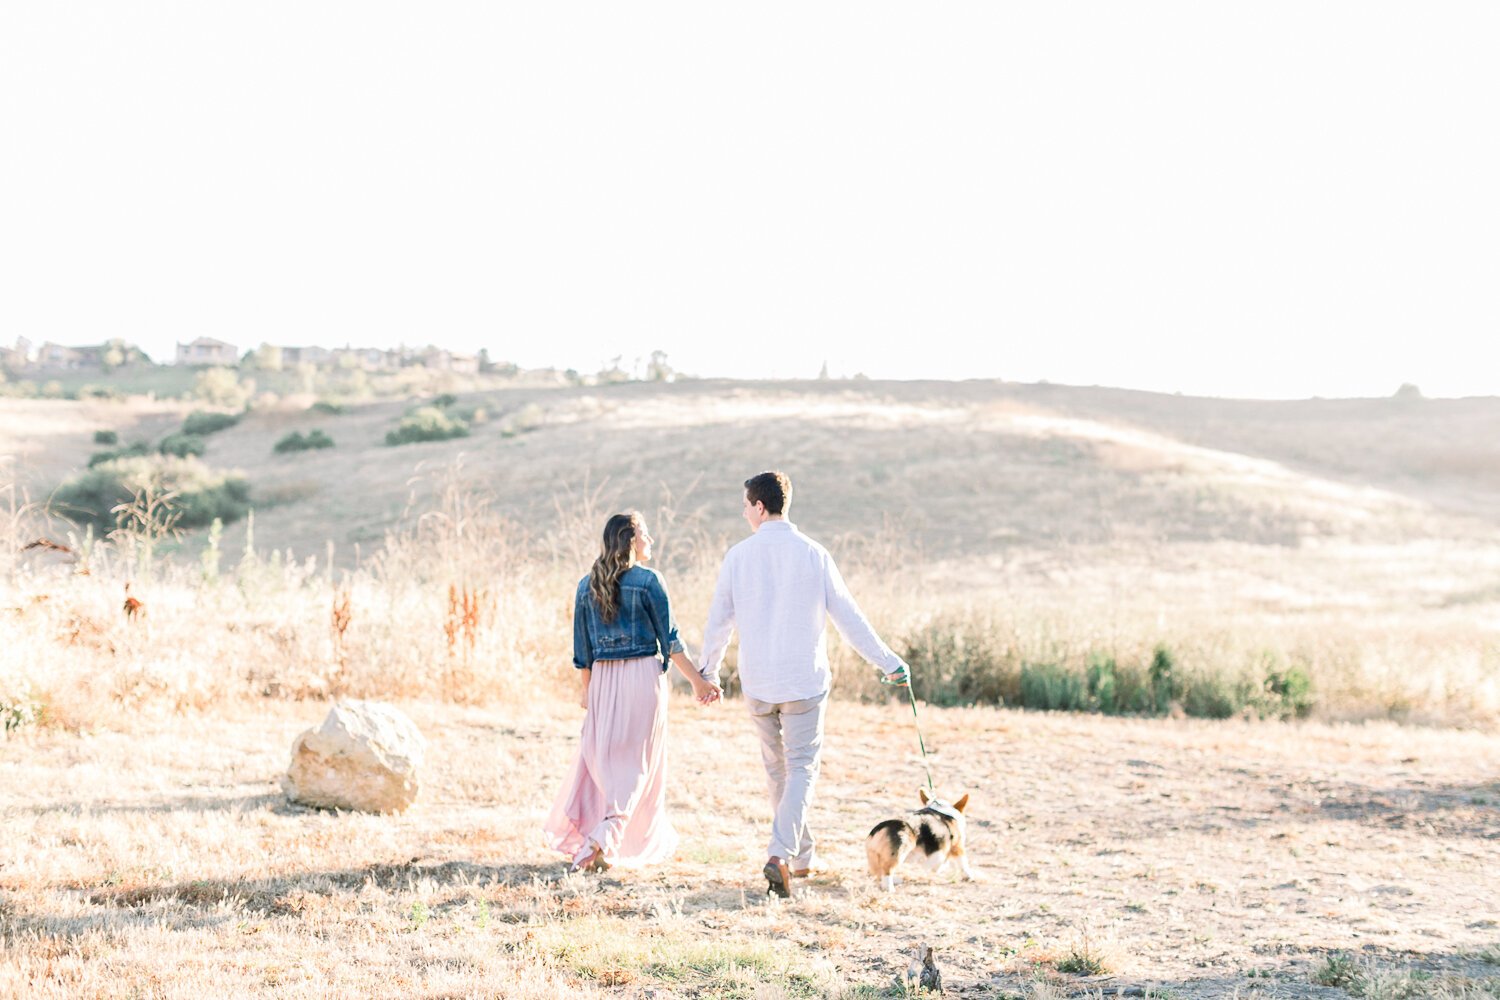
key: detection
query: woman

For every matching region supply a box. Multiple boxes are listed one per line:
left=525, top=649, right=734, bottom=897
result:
left=543, top=511, right=720, bottom=874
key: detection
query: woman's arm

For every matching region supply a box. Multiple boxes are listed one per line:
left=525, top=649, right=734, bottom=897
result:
left=670, top=650, right=721, bottom=705
left=578, top=666, right=591, bottom=709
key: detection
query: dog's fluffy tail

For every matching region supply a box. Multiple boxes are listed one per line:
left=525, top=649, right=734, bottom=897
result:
left=866, top=819, right=916, bottom=877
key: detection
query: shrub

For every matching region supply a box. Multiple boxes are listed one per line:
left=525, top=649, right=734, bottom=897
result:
left=192, top=367, right=252, bottom=409
left=1019, top=662, right=1088, bottom=711
left=53, top=455, right=251, bottom=532
left=432, top=393, right=459, bottom=409
left=159, top=432, right=207, bottom=458
left=182, top=411, right=241, bottom=436
left=1085, top=655, right=1154, bottom=715
left=385, top=407, right=470, bottom=446
left=88, top=442, right=151, bottom=467
left=900, top=613, right=1021, bottom=706
left=274, top=429, right=335, bottom=454
left=501, top=402, right=545, bottom=438
left=93, top=430, right=119, bottom=445
left=310, top=401, right=346, bottom=415
left=1149, top=645, right=1180, bottom=712
left=1264, top=662, right=1314, bottom=719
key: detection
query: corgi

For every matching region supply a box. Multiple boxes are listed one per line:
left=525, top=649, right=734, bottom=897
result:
left=866, top=789, right=974, bottom=891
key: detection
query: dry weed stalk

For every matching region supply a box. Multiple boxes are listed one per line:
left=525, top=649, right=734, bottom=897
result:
left=330, top=587, right=352, bottom=691
left=443, top=582, right=489, bottom=700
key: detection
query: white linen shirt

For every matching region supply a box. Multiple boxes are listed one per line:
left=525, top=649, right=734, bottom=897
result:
left=699, top=520, right=907, bottom=703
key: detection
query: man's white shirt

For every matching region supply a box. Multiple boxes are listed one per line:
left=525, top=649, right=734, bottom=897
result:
left=699, top=520, right=907, bottom=703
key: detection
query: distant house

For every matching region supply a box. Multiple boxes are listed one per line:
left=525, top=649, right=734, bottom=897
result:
left=36, top=342, right=105, bottom=370
left=415, top=346, right=480, bottom=372
left=332, top=346, right=402, bottom=371
left=1, top=342, right=29, bottom=372
left=175, top=337, right=239, bottom=367
left=282, top=345, right=333, bottom=367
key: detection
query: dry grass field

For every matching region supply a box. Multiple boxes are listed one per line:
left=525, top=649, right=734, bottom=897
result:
left=3, top=377, right=1500, bottom=997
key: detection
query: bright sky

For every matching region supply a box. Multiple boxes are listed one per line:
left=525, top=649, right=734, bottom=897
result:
left=3, top=5, right=1497, bottom=400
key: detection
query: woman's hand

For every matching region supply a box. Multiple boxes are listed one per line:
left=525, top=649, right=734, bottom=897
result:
left=691, top=677, right=722, bottom=706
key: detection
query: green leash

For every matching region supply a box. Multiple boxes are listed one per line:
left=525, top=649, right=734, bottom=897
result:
left=885, top=671, right=936, bottom=793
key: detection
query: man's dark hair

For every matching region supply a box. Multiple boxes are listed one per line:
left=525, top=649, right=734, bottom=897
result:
left=745, top=470, right=792, bottom=515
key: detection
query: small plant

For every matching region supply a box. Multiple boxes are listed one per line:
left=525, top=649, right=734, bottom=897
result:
left=409, top=901, right=429, bottom=930
left=309, top=400, right=346, bottom=415
left=431, top=393, right=459, bottom=408
left=158, top=432, right=206, bottom=458
left=94, top=430, right=118, bottom=445
left=1313, top=952, right=1359, bottom=988
left=385, top=406, right=469, bottom=446
left=1054, top=923, right=1115, bottom=976
left=2, top=687, right=41, bottom=733
left=182, top=411, right=241, bottom=436
left=273, top=430, right=335, bottom=454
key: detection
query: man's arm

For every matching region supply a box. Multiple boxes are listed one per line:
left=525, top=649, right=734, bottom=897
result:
left=823, top=554, right=908, bottom=681
left=699, top=556, right=737, bottom=686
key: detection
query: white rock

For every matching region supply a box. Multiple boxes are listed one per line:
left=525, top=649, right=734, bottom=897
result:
left=281, top=700, right=426, bottom=813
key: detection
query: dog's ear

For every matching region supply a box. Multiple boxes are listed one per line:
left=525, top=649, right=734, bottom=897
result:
left=952, top=793, right=969, bottom=813
left=919, top=788, right=930, bottom=805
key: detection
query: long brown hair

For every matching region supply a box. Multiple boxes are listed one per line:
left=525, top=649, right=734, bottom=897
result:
left=587, top=512, right=641, bottom=623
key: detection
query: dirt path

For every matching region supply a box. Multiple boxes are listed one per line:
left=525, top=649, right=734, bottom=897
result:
left=2, top=699, right=1497, bottom=998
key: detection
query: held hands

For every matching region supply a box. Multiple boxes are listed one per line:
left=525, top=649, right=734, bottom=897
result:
left=691, top=676, right=723, bottom=706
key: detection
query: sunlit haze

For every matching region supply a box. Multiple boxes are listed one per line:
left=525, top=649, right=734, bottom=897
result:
left=4, top=4, right=1497, bottom=399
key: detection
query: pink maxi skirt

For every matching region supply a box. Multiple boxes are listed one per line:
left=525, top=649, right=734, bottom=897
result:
left=543, top=656, right=679, bottom=869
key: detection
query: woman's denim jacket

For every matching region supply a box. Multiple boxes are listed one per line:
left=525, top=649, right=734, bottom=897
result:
left=573, top=566, right=684, bottom=671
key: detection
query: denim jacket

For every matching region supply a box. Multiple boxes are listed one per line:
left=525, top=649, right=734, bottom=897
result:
left=573, top=566, right=684, bottom=671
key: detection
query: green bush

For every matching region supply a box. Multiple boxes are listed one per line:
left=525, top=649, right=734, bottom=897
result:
left=900, top=613, right=1021, bottom=706
left=385, top=406, right=470, bottom=446
left=899, top=610, right=1324, bottom=720
left=1085, top=655, right=1155, bottom=715
left=1264, top=662, right=1314, bottom=719
left=182, top=411, right=241, bottom=436
left=431, top=393, right=459, bottom=409
left=159, top=432, right=207, bottom=458
left=310, top=401, right=346, bottom=415
left=53, top=455, right=251, bottom=532
left=93, top=430, right=119, bottom=445
left=1149, top=644, right=1179, bottom=712
left=88, top=442, right=151, bottom=467
left=1019, top=662, right=1088, bottom=711
left=274, top=429, right=335, bottom=454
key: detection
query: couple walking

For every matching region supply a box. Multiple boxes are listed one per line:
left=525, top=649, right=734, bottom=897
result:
left=543, top=470, right=910, bottom=897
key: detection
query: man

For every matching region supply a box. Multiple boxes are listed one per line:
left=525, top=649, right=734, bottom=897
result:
left=700, top=470, right=910, bottom=899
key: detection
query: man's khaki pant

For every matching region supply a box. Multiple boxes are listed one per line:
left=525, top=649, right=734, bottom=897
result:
left=746, top=691, right=827, bottom=868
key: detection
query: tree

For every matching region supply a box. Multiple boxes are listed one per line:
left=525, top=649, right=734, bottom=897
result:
left=250, top=343, right=284, bottom=372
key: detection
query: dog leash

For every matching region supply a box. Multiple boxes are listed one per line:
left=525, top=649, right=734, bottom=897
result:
left=886, top=672, right=937, bottom=794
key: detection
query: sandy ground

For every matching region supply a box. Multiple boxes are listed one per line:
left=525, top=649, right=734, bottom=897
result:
left=3, top=696, right=1497, bottom=998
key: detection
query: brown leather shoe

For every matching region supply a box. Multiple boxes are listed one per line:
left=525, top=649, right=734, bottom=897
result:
left=763, top=856, right=793, bottom=899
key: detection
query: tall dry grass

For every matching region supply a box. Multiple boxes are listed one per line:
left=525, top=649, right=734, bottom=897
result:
left=2, top=464, right=1498, bottom=734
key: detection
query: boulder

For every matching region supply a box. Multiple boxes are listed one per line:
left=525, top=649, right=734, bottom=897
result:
left=282, top=700, right=426, bottom=813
